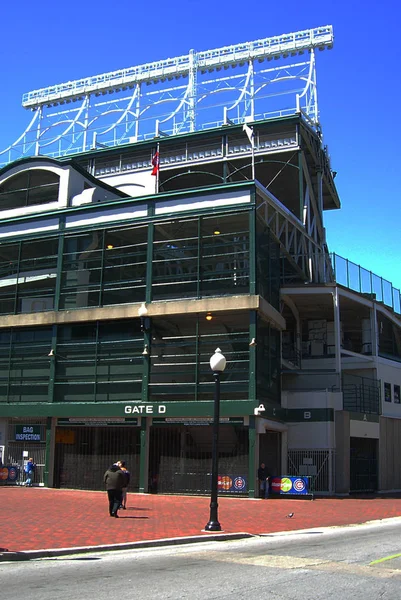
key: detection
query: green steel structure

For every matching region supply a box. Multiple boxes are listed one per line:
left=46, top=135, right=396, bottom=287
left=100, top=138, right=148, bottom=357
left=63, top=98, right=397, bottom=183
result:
left=0, top=115, right=400, bottom=496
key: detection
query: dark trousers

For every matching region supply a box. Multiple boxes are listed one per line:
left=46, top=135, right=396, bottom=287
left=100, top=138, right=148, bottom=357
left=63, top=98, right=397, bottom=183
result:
left=107, top=489, right=123, bottom=515
left=259, top=479, right=270, bottom=498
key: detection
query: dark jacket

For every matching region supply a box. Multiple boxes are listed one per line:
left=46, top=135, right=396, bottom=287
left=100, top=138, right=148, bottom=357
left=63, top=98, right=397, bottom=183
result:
left=120, top=468, right=130, bottom=488
left=103, top=465, right=125, bottom=490
left=258, top=466, right=269, bottom=480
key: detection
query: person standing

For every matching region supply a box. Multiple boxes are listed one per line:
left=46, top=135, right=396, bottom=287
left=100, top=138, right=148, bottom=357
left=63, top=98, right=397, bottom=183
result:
left=24, top=457, right=36, bottom=487
left=257, top=462, right=270, bottom=499
left=103, top=463, right=125, bottom=518
left=117, top=460, right=130, bottom=510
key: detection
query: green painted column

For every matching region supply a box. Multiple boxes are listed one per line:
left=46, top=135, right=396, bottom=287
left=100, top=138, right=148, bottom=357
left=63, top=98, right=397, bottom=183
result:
left=44, top=417, right=52, bottom=487
left=141, top=215, right=153, bottom=405
left=48, top=325, right=57, bottom=403
left=249, top=311, right=257, bottom=403
left=248, top=415, right=256, bottom=498
left=146, top=214, right=154, bottom=304
left=141, top=326, right=151, bottom=404
left=138, top=417, right=149, bottom=493
left=249, top=204, right=256, bottom=296
left=54, top=220, right=65, bottom=312
left=138, top=217, right=153, bottom=493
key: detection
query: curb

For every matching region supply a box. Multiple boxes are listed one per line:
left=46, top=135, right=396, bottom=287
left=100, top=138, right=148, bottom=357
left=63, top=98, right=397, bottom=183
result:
left=0, top=532, right=254, bottom=562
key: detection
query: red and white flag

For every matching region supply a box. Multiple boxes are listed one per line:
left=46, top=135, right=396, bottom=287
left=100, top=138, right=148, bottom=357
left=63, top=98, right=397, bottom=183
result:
left=151, top=151, right=160, bottom=176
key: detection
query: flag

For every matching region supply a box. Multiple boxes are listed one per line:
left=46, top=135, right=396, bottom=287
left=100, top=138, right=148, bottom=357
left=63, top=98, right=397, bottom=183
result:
left=151, top=151, right=160, bottom=176
left=243, top=123, right=254, bottom=147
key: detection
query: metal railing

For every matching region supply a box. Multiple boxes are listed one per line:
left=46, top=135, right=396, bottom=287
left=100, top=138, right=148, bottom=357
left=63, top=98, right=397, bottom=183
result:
left=330, top=253, right=401, bottom=315
left=342, top=384, right=380, bottom=415
left=342, top=374, right=381, bottom=415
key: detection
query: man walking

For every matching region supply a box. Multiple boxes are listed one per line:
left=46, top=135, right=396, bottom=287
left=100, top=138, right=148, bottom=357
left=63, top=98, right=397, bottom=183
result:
left=24, top=457, right=36, bottom=487
left=103, top=463, right=125, bottom=518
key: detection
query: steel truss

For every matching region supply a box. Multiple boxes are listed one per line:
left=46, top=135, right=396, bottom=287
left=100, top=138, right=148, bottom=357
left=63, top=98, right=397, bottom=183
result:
left=256, top=182, right=334, bottom=284
left=0, top=26, right=333, bottom=166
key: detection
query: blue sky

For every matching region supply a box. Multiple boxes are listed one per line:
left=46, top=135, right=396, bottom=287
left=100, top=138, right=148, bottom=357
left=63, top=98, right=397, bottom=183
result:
left=1, top=0, right=400, bottom=290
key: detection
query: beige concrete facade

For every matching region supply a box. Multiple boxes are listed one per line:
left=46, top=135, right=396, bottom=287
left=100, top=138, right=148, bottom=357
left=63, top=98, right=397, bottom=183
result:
left=0, top=294, right=286, bottom=331
left=379, top=416, right=401, bottom=492
left=335, top=410, right=350, bottom=494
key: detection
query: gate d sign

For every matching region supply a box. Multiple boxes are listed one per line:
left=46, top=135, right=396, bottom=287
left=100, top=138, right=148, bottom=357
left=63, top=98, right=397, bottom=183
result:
left=15, top=426, right=41, bottom=442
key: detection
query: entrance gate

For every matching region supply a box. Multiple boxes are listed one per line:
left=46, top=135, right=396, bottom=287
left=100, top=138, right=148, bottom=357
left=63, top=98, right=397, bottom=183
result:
left=54, top=426, right=140, bottom=490
left=149, top=424, right=249, bottom=495
left=350, top=437, right=378, bottom=492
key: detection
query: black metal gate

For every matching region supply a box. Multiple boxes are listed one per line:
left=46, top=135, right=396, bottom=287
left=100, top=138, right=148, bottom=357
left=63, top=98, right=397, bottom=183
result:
left=7, top=419, right=47, bottom=486
left=149, top=424, right=249, bottom=495
left=350, top=437, right=378, bottom=492
left=7, top=442, right=46, bottom=486
left=54, top=426, right=140, bottom=491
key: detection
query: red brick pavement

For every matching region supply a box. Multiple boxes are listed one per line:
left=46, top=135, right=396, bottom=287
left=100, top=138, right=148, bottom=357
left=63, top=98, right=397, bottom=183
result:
left=1, top=487, right=401, bottom=553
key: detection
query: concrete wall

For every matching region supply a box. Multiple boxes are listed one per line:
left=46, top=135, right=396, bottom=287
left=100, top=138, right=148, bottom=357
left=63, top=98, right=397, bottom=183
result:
left=377, top=358, right=401, bottom=418
left=287, top=421, right=335, bottom=449
left=282, top=390, right=342, bottom=450
left=349, top=419, right=379, bottom=439
left=335, top=410, right=350, bottom=494
left=282, top=390, right=343, bottom=410
left=101, top=171, right=154, bottom=197
left=282, top=372, right=339, bottom=391
left=379, top=416, right=401, bottom=491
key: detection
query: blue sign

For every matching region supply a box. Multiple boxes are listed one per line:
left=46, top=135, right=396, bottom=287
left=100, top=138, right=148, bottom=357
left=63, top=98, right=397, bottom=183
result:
left=218, top=475, right=247, bottom=493
left=270, top=476, right=310, bottom=495
left=0, top=465, right=20, bottom=485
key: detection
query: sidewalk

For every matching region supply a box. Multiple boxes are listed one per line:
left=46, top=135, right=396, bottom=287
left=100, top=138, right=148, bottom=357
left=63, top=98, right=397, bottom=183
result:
left=1, top=487, right=400, bottom=560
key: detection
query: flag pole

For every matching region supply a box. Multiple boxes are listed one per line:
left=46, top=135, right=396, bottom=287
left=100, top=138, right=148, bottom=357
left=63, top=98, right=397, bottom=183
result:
left=155, top=141, right=160, bottom=194
left=251, top=135, right=255, bottom=181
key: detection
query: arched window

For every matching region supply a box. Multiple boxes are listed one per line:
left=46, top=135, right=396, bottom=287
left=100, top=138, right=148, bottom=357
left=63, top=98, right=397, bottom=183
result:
left=0, top=169, right=60, bottom=210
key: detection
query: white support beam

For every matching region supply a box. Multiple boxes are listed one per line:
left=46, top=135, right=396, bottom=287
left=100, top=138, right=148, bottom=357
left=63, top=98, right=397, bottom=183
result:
left=22, top=26, right=333, bottom=108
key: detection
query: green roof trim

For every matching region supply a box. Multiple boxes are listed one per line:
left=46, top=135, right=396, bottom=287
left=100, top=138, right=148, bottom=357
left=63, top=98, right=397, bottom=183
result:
left=0, top=179, right=255, bottom=229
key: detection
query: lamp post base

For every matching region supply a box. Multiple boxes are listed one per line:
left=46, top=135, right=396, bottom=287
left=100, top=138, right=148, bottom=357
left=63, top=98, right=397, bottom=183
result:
left=204, top=520, right=222, bottom=531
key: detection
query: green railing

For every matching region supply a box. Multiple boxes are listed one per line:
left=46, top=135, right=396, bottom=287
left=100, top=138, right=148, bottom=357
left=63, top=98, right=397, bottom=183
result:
left=331, top=253, right=401, bottom=315
left=342, top=374, right=381, bottom=415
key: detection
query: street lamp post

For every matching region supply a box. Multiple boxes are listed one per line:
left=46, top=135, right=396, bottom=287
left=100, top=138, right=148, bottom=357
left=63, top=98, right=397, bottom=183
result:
left=205, top=348, right=227, bottom=532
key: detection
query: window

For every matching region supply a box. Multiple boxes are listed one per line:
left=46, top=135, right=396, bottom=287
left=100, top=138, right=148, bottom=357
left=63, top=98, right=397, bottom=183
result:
left=394, top=384, right=400, bottom=404
left=384, top=382, right=392, bottom=402
left=0, top=238, right=58, bottom=315
left=0, top=169, right=60, bottom=210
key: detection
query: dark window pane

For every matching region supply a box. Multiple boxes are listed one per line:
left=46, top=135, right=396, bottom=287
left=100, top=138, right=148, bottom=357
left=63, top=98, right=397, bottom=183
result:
left=0, top=169, right=59, bottom=210
left=152, top=219, right=199, bottom=300
left=17, top=238, right=58, bottom=313
left=201, top=213, right=249, bottom=297
left=0, top=242, right=19, bottom=315
left=256, top=220, right=280, bottom=308
left=1, top=327, right=52, bottom=403
left=60, top=232, right=102, bottom=309
left=103, top=226, right=147, bottom=306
